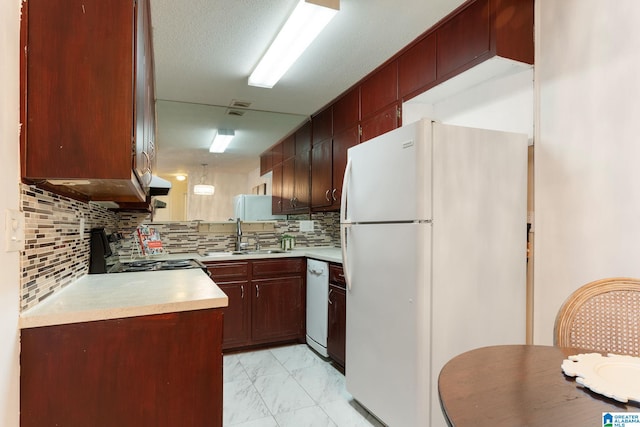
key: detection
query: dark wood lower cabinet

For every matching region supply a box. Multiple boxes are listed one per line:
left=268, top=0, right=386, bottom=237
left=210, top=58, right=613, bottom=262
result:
left=252, top=276, right=304, bottom=344
left=327, top=284, right=346, bottom=368
left=328, top=264, right=346, bottom=369
left=20, top=309, right=223, bottom=427
left=218, top=281, right=251, bottom=348
left=206, top=258, right=306, bottom=352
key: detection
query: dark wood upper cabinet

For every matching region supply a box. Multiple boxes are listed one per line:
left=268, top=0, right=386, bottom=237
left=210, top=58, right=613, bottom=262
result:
left=360, top=103, right=400, bottom=143
left=360, top=60, right=398, bottom=119
left=21, top=0, right=155, bottom=203
left=263, top=0, right=534, bottom=212
left=260, top=151, right=273, bottom=176
left=295, top=120, right=312, bottom=154
left=398, top=33, right=437, bottom=100
left=436, top=0, right=491, bottom=80
left=493, top=0, right=534, bottom=65
left=436, top=0, right=534, bottom=81
left=282, top=134, right=296, bottom=160
left=310, top=138, right=333, bottom=209
left=331, top=125, right=359, bottom=204
left=333, top=87, right=360, bottom=134
left=312, top=107, right=333, bottom=145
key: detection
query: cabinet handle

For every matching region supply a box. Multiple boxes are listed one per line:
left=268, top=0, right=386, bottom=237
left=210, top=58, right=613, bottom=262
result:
left=332, top=188, right=337, bottom=201
left=241, top=285, right=244, bottom=299
left=255, top=284, right=259, bottom=298
left=328, top=288, right=333, bottom=304
left=325, top=189, right=331, bottom=202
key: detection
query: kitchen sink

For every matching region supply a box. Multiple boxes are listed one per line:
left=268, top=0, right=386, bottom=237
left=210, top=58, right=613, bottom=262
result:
left=200, top=251, right=233, bottom=257
left=201, top=249, right=287, bottom=257
left=232, top=249, right=287, bottom=255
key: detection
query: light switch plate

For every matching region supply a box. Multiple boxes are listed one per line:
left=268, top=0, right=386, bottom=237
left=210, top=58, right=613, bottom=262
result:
left=299, top=220, right=314, bottom=232
left=5, top=209, right=25, bottom=252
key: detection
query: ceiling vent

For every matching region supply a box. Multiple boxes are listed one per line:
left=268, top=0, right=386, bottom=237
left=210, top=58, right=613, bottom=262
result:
left=230, top=99, right=252, bottom=109
left=226, top=109, right=246, bottom=117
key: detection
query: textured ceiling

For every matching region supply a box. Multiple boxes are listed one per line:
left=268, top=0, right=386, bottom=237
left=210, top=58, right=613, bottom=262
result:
left=150, top=0, right=466, bottom=176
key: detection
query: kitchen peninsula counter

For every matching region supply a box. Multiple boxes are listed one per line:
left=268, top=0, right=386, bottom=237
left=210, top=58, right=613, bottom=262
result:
left=19, top=269, right=228, bottom=329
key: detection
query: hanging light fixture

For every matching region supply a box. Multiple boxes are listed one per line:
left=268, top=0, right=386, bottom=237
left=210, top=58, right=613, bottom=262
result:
left=248, top=0, right=339, bottom=88
left=193, top=164, right=215, bottom=195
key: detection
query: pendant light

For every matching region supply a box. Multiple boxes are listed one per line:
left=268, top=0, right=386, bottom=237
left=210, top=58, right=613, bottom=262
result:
left=193, top=164, right=215, bottom=196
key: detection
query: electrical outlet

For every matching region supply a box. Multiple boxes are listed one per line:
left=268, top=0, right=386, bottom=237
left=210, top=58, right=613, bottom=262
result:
left=5, top=209, right=25, bottom=252
left=299, top=220, right=314, bottom=232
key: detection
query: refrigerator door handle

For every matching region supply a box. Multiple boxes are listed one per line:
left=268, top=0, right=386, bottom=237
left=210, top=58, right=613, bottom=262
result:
left=341, top=157, right=352, bottom=224
left=341, top=223, right=352, bottom=291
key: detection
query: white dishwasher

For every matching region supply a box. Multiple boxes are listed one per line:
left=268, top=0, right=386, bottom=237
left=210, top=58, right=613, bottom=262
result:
left=306, top=259, right=329, bottom=357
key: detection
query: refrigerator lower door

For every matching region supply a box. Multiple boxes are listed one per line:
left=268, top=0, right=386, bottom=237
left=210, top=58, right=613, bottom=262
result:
left=344, top=222, right=431, bottom=427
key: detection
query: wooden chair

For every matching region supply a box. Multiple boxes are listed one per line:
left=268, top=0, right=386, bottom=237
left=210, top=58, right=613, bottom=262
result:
left=554, top=277, right=640, bottom=356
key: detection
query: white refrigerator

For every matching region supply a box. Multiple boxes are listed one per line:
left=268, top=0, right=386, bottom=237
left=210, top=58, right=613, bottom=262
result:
left=233, top=195, right=286, bottom=221
left=340, top=118, right=527, bottom=427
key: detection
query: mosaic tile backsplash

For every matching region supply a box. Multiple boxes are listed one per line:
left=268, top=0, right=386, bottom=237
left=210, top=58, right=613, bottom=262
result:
left=20, top=184, right=340, bottom=311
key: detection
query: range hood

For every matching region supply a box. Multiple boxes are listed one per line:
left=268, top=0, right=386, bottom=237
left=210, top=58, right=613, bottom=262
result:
left=148, top=175, right=172, bottom=196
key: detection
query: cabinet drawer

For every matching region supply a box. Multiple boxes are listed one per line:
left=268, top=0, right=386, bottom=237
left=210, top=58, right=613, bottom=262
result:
left=329, top=264, right=345, bottom=288
left=252, top=258, right=304, bottom=277
left=206, top=261, right=249, bottom=280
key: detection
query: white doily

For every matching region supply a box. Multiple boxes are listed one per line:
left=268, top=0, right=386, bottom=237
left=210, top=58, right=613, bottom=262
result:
left=562, top=353, right=640, bottom=403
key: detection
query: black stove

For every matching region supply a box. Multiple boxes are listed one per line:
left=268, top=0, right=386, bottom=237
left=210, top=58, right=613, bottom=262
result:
left=109, top=258, right=207, bottom=273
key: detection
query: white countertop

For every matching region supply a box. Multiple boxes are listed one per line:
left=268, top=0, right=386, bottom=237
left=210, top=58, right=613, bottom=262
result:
left=20, top=247, right=341, bottom=330
left=20, top=269, right=228, bottom=329
left=198, top=246, right=343, bottom=264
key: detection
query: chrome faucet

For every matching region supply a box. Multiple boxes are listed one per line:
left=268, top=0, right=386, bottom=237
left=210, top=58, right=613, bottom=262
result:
left=235, top=218, right=243, bottom=251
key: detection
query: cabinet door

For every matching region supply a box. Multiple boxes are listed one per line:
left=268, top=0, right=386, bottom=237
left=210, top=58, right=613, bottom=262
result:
left=327, top=284, right=346, bottom=368
left=252, top=276, right=304, bottom=344
left=218, top=281, right=251, bottom=350
left=331, top=125, right=359, bottom=206
left=293, top=150, right=310, bottom=211
left=311, top=139, right=333, bottom=209
left=436, top=0, right=490, bottom=79
left=24, top=0, right=134, bottom=180
left=398, top=33, right=437, bottom=100
left=272, top=162, right=283, bottom=214
left=360, top=103, right=399, bottom=143
left=312, top=107, right=332, bottom=145
left=260, top=152, right=272, bottom=176
left=333, top=87, right=360, bottom=134
left=360, top=60, right=398, bottom=120
left=281, top=157, right=296, bottom=213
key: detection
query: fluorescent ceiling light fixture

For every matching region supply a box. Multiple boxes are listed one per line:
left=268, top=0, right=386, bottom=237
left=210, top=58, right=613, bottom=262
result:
left=209, top=129, right=235, bottom=153
left=248, top=0, right=339, bottom=88
left=175, top=175, right=186, bottom=181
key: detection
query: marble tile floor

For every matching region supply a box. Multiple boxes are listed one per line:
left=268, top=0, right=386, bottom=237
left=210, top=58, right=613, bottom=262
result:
left=223, top=343, right=386, bottom=427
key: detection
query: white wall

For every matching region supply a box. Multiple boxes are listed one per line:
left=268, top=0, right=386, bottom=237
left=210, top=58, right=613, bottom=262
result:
left=534, top=0, right=640, bottom=344
left=403, top=61, right=534, bottom=141
left=0, top=1, right=22, bottom=425
left=186, top=168, right=248, bottom=221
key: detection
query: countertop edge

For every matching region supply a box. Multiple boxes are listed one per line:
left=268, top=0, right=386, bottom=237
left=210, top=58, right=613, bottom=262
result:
left=19, top=296, right=228, bottom=329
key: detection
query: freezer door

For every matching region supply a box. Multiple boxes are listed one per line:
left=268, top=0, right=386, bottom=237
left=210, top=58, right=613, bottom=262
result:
left=344, top=222, right=431, bottom=426
left=342, top=119, right=432, bottom=223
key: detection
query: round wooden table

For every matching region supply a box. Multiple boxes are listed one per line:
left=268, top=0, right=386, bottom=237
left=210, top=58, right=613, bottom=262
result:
left=438, top=345, right=639, bottom=426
